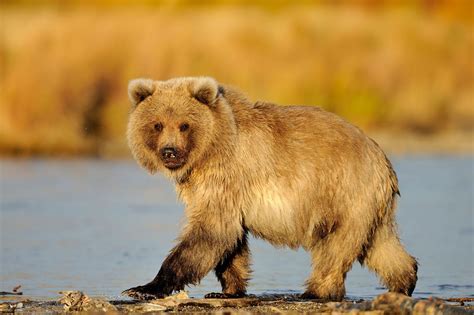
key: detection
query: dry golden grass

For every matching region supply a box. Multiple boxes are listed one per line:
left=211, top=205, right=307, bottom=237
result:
left=0, top=4, right=472, bottom=156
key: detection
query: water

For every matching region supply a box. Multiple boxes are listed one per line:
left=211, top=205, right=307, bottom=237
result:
left=1, top=157, right=473, bottom=300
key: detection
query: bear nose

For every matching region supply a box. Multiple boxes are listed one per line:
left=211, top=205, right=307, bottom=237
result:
left=161, top=147, right=178, bottom=160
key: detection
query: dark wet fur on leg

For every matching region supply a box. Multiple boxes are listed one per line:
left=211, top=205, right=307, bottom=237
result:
left=214, top=234, right=251, bottom=297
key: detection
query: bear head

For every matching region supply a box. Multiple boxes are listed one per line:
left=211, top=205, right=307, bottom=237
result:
left=126, top=77, right=233, bottom=179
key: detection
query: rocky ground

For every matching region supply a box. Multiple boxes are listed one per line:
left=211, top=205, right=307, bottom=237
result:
left=1, top=290, right=473, bottom=314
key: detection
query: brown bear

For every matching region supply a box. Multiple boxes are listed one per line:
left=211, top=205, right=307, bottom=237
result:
left=123, top=77, right=417, bottom=301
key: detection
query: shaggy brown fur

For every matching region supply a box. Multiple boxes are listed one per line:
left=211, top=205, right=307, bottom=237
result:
left=123, top=77, right=417, bottom=301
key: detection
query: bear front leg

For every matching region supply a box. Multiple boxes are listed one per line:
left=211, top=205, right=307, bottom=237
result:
left=123, top=222, right=244, bottom=300
left=205, top=232, right=251, bottom=299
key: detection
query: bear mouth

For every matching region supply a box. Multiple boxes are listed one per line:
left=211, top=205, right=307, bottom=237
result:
left=161, top=156, right=187, bottom=170
left=163, top=160, right=185, bottom=170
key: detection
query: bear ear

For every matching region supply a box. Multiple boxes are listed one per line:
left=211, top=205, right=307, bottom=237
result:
left=128, top=78, right=156, bottom=107
left=190, top=77, right=222, bottom=106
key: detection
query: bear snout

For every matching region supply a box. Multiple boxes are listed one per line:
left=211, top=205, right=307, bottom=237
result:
left=161, top=147, right=178, bottom=160
left=159, top=147, right=186, bottom=170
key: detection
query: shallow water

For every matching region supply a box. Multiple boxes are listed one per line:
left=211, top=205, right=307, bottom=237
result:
left=0, top=157, right=473, bottom=300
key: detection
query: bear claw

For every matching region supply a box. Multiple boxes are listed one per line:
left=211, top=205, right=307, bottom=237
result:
left=122, top=285, right=165, bottom=300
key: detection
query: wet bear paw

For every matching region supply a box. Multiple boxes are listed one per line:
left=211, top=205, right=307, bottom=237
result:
left=122, top=284, right=165, bottom=300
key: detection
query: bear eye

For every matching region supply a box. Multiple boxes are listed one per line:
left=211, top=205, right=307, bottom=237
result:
left=179, top=123, right=189, bottom=132
left=154, top=123, right=163, bottom=132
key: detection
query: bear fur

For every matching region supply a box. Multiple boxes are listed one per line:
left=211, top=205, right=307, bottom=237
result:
left=124, top=76, right=417, bottom=301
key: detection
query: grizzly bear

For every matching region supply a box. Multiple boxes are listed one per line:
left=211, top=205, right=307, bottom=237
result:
left=123, top=77, right=417, bottom=301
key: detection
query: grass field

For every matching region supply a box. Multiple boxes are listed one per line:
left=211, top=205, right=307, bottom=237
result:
left=1, top=2, right=472, bottom=156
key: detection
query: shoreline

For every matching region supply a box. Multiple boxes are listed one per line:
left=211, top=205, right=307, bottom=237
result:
left=0, top=131, right=472, bottom=159
left=1, top=292, right=473, bottom=314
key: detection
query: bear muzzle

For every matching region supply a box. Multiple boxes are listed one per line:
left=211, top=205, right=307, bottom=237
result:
left=159, top=147, right=187, bottom=170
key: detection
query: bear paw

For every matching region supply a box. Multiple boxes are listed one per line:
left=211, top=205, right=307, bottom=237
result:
left=204, top=292, right=246, bottom=299
left=122, top=284, right=165, bottom=300
left=300, top=291, right=343, bottom=302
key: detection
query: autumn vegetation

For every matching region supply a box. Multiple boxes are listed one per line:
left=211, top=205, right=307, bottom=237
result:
left=1, top=1, right=472, bottom=156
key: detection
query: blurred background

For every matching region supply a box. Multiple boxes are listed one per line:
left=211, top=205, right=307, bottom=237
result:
left=0, top=0, right=472, bottom=156
left=1, top=0, right=473, bottom=302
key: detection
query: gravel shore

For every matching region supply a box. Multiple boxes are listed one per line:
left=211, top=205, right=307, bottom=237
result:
left=1, top=291, right=472, bottom=314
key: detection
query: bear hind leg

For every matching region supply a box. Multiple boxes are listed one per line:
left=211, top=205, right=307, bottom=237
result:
left=362, top=224, right=418, bottom=296
left=303, top=225, right=364, bottom=301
